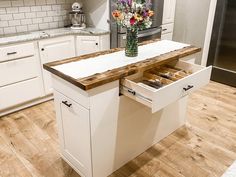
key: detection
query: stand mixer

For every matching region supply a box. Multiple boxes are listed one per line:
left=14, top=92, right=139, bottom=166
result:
left=69, top=2, right=86, bottom=29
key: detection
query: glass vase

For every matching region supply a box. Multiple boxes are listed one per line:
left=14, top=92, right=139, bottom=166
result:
left=125, top=28, right=138, bottom=57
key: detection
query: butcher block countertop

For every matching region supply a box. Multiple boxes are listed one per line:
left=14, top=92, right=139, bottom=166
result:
left=43, top=40, right=201, bottom=91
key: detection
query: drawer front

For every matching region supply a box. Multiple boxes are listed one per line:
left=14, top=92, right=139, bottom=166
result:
left=0, top=56, right=39, bottom=87
left=162, top=23, right=174, bottom=35
left=0, top=78, right=43, bottom=110
left=0, top=43, right=35, bottom=62
left=151, top=65, right=212, bottom=112
left=121, top=61, right=212, bottom=113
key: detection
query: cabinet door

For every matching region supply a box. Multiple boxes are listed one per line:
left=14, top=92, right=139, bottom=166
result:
left=39, top=36, right=76, bottom=95
left=76, top=36, right=99, bottom=56
left=54, top=91, right=92, bottom=177
left=161, top=32, right=173, bottom=40
left=162, top=0, right=176, bottom=24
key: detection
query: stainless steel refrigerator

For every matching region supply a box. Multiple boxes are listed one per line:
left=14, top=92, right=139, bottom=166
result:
left=207, top=0, right=236, bottom=87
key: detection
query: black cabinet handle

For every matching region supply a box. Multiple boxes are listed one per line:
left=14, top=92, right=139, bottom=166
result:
left=7, top=52, right=17, bottom=55
left=128, top=89, right=136, bottom=96
left=95, top=43, right=98, bottom=46
left=62, top=101, right=72, bottom=107
left=41, top=48, right=45, bottom=51
left=183, top=85, right=194, bottom=91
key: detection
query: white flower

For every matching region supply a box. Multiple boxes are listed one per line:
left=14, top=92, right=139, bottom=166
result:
left=122, top=12, right=132, bottom=27
left=132, top=2, right=135, bottom=9
left=144, top=18, right=152, bottom=28
left=135, top=3, right=143, bottom=9
left=124, top=18, right=131, bottom=28
left=125, top=12, right=133, bottom=19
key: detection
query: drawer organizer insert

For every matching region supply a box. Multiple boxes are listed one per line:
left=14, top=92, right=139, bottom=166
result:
left=121, top=60, right=212, bottom=113
left=137, top=65, right=193, bottom=90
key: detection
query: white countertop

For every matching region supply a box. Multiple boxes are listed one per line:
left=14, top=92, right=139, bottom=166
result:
left=0, top=27, right=110, bottom=46
left=54, top=40, right=190, bottom=79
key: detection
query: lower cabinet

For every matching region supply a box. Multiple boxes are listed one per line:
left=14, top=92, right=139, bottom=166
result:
left=0, top=34, right=110, bottom=115
left=54, top=91, right=92, bottom=177
left=0, top=42, right=44, bottom=113
left=76, top=36, right=100, bottom=56
left=52, top=56, right=212, bottom=177
left=161, top=23, right=174, bottom=40
left=161, top=32, right=173, bottom=40
left=0, top=78, right=43, bottom=110
left=0, top=56, right=39, bottom=87
left=39, top=35, right=109, bottom=95
left=39, top=36, right=76, bottom=95
left=76, top=35, right=110, bottom=56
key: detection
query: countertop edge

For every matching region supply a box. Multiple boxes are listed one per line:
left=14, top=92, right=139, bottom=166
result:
left=0, top=28, right=110, bottom=46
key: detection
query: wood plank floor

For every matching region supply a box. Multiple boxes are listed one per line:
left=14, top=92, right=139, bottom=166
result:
left=0, top=81, right=236, bottom=177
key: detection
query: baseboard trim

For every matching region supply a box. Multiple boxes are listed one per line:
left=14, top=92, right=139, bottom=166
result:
left=0, top=95, right=54, bottom=117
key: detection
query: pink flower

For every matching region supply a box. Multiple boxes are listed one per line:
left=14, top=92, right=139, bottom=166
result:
left=130, top=17, right=136, bottom=25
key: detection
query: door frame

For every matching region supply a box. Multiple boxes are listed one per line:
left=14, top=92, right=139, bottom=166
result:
left=207, top=0, right=236, bottom=87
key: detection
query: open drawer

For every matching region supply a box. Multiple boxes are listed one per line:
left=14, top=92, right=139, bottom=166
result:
left=120, top=60, right=212, bottom=113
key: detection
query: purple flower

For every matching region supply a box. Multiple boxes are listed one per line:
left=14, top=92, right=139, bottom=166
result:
left=128, top=0, right=132, bottom=6
left=118, top=0, right=132, bottom=6
left=145, top=0, right=152, bottom=9
left=143, top=11, right=148, bottom=17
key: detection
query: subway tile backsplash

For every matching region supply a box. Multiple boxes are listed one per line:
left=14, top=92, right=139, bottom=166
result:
left=0, top=0, right=75, bottom=35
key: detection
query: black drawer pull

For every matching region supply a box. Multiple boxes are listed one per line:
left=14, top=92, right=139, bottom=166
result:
left=62, top=101, right=72, bottom=107
left=183, top=85, right=194, bottom=91
left=7, top=52, right=17, bottom=55
left=128, top=89, right=136, bottom=96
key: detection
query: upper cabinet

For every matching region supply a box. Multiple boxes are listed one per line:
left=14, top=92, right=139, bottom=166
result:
left=161, top=0, right=176, bottom=40
left=39, top=36, right=76, bottom=95
left=76, top=35, right=110, bottom=56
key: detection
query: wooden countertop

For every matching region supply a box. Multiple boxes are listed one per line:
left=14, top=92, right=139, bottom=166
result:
left=43, top=40, right=201, bottom=91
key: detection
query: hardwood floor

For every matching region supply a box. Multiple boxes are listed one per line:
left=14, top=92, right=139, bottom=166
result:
left=0, top=81, right=236, bottom=177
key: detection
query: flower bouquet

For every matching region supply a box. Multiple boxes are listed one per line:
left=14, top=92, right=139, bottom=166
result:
left=112, top=0, right=154, bottom=57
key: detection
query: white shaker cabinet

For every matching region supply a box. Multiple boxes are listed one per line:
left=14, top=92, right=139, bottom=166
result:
left=45, top=40, right=212, bottom=177
left=0, top=42, right=44, bottom=112
left=76, top=35, right=110, bottom=56
left=161, top=0, right=176, bottom=40
left=0, top=32, right=110, bottom=116
left=39, top=36, right=76, bottom=95
left=76, top=36, right=99, bottom=56
left=162, top=0, right=176, bottom=24
left=54, top=91, right=92, bottom=177
left=161, top=32, right=173, bottom=40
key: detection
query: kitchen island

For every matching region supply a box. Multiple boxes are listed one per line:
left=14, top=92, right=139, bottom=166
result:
left=43, top=40, right=212, bottom=177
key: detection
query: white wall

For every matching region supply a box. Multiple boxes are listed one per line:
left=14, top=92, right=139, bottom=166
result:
left=82, top=0, right=110, bottom=31
left=173, top=0, right=215, bottom=65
